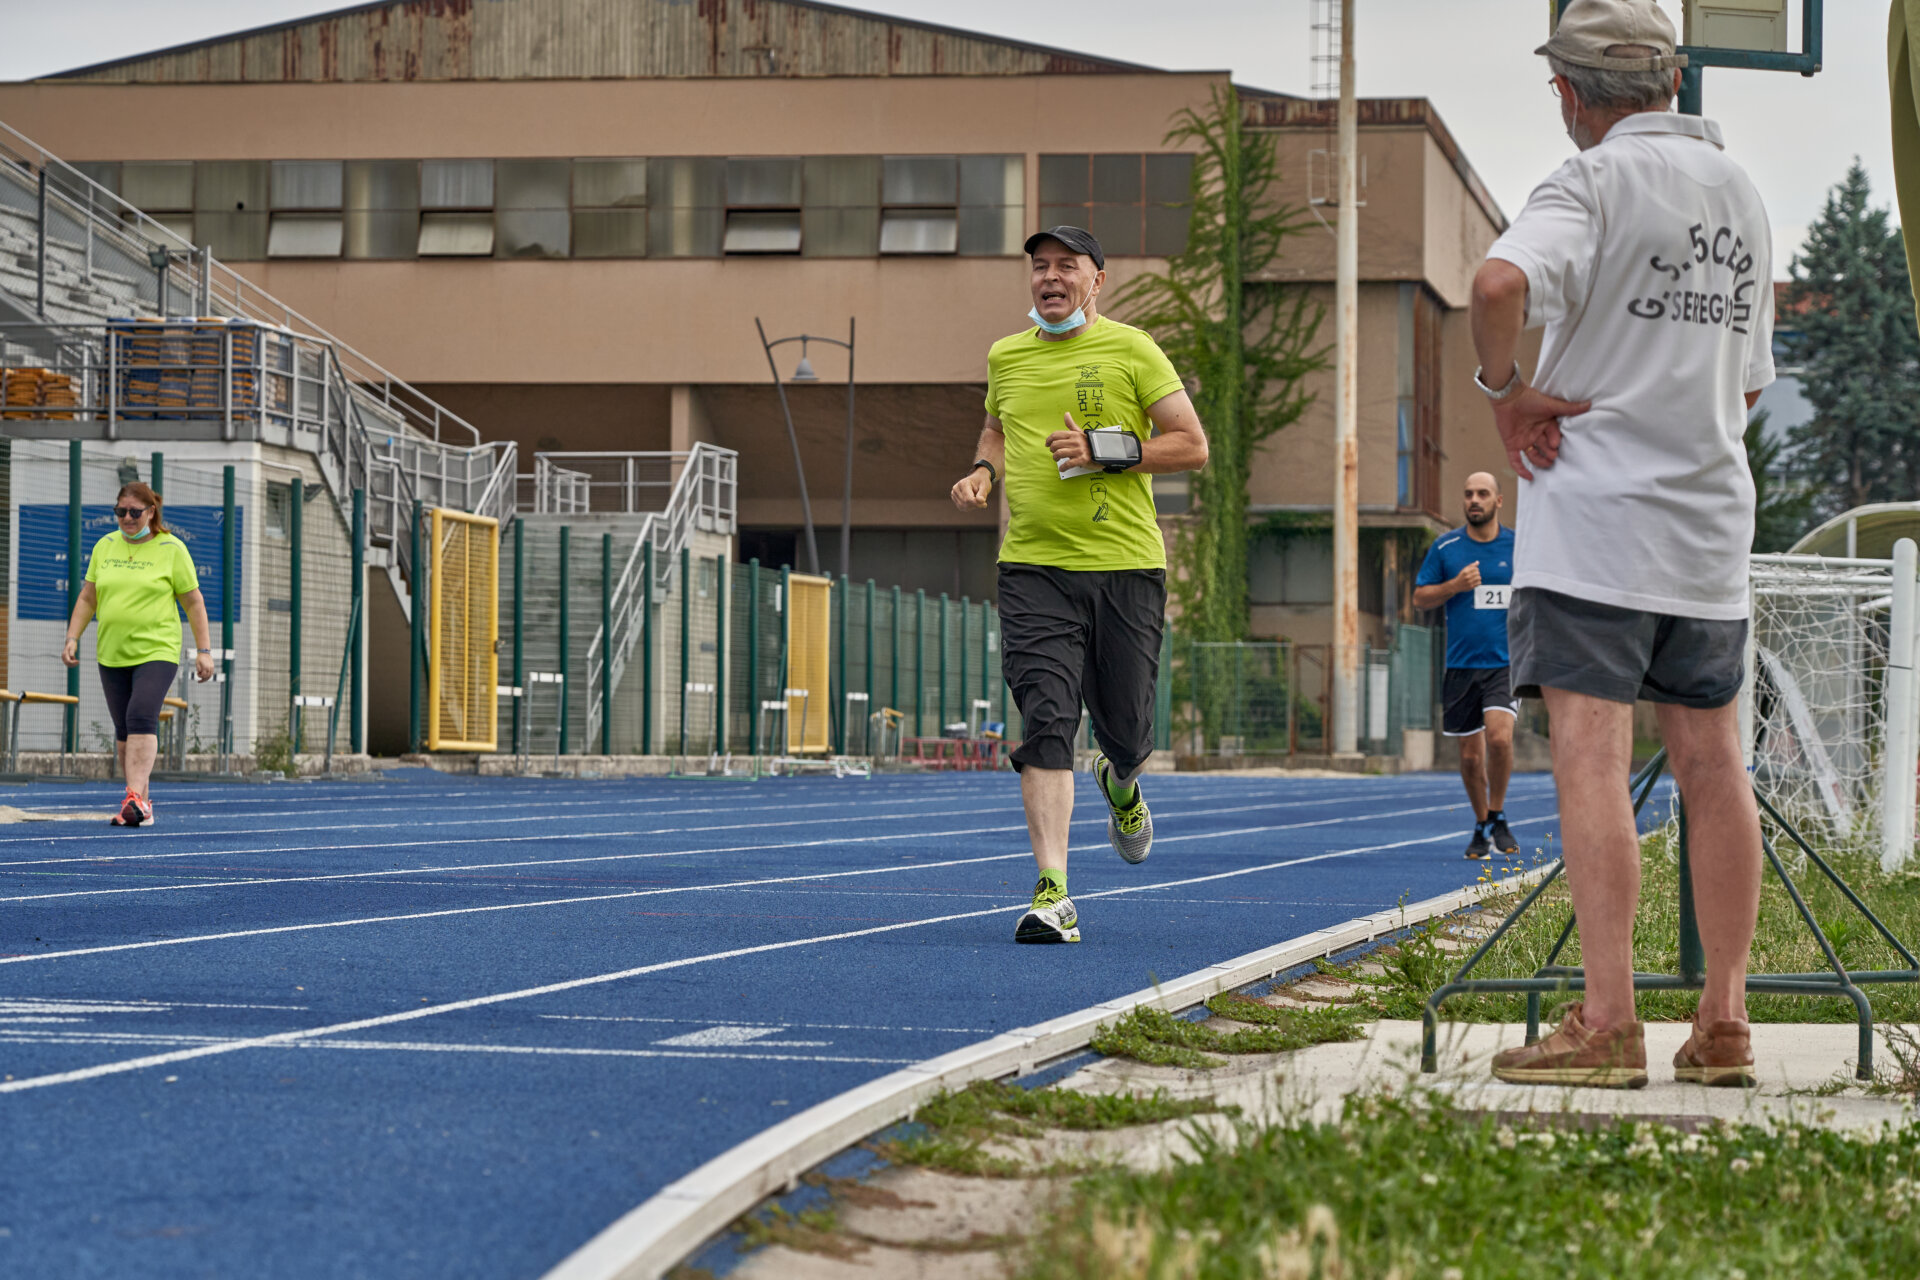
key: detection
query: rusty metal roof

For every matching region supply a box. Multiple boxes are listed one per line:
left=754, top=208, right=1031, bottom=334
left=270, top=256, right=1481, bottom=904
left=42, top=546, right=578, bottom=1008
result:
left=47, top=0, right=1169, bottom=83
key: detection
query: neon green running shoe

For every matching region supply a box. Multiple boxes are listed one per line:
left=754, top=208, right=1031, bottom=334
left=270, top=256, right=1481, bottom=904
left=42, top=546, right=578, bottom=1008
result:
left=1014, top=876, right=1080, bottom=944
left=1093, top=754, right=1152, bottom=865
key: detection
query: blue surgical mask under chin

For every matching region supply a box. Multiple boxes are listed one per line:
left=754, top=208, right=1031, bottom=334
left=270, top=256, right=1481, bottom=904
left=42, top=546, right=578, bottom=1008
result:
left=1029, top=305, right=1087, bottom=335
left=124, top=526, right=152, bottom=541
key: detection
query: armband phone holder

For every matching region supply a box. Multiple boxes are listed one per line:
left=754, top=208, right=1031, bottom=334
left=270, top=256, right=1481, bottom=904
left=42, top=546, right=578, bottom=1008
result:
left=1085, top=428, right=1143, bottom=473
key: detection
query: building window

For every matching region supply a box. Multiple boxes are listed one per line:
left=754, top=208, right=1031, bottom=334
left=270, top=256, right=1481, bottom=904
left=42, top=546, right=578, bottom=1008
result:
left=958, top=154, right=1024, bottom=256
left=344, top=160, right=418, bottom=260
left=117, top=162, right=194, bottom=243
left=194, top=161, right=269, bottom=261
left=419, top=160, right=494, bottom=256
left=649, top=157, right=723, bottom=257
left=496, top=159, right=570, bottom=259
left=723, top=157, right=802, bottom=254
left=1248, top=532, right=1333, bottom=606
left=572, top=158, right=648, bottom=259
left=268, top=160, right=344, bottom=258
left=802, top=155, right=880, bottom=258
left=1039, top=153, right=1193, bottom=257
left=1396, top=284, right=1444, bottom=517
left=880, top=155, right=957, bottom=255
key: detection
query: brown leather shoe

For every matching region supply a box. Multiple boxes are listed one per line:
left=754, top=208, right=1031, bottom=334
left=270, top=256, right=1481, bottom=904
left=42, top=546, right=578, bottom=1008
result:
left=1490, top=1002, right=1648, bottom=1089
left=1673, top=1012, right=1755, bottom=1087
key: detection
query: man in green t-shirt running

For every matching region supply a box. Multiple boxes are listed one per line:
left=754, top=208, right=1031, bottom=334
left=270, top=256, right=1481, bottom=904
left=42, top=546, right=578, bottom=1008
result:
left=950, top=226, right=1210, bottom=944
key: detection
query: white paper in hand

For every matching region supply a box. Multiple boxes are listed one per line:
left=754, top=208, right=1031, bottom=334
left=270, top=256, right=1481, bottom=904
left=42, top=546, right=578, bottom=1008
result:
left=1060, top=426, right=1131, bottom=480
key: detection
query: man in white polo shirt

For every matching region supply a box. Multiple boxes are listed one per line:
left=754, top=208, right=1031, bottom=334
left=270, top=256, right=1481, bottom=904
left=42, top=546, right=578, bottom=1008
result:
left=1470, top=0, right=1774, bottom=1089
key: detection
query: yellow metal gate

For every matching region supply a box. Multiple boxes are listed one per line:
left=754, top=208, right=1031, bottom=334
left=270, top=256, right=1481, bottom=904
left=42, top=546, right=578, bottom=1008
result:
left=785, top=573, right=832, bottom=754
left=427, top=508, right=500, bottom=752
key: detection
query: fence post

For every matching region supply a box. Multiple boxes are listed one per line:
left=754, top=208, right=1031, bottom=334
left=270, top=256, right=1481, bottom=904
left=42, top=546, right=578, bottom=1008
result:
left=222, top=465, right=236, bottom=761
left=890, top=585, right=901, bottom=718
left=66, top=441, right=81, bottom=752
left=290, top=475, right=304, bottom=750
left=1883, top=538, right=1919, bottom=872
left=780, top=565, right=793, bottom=753
left=979, top=600, right=989, bottom=712
left=351, top=487, right=365, bottom=754
left=511, top=515, right=523, bottom=756
left=938, top=593, right=949, bottom=732
left=865, top=579, right=875, bottom=717
left=640, top=540, right=654, bottom=755
left=993, top=604, right=1006, bottom=729
left=915, top=588, right=926, bottom=738
left=558, top=525, right=570, bottom=755
left=680, top=544, right=691, bottom=758
left=959, top=596, right=969, bottom=728
left=601, top=532, right=613, bottom=756
left=35, top=166, right=47, bottom=320
left=715, top=555, right=728, bottom=755
left=150, top=451, right=164, bottom=497
left=835, top=575, right=849, bottom=754
left=409, top=499, right=424, bottom=754
left=747, top=559, right=760, bottom=756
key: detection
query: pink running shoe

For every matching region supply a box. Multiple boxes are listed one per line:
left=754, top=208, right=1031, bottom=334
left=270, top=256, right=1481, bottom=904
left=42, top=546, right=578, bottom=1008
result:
left=118, top=788, right=152, bottom=828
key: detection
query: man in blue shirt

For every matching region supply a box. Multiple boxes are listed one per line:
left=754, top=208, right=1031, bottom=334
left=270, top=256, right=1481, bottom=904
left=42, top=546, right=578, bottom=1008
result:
left=1413, top=472, right=1519, bottom=860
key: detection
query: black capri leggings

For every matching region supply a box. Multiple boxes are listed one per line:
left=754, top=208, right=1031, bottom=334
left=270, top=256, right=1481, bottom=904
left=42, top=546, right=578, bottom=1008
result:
left=98, top=661, right=179, bottom=740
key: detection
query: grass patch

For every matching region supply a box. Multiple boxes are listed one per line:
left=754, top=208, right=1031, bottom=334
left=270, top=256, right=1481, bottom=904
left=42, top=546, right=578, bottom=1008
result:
left=734, top=1202, right=860, bottom=1259
left=881, top=1079, right=1231, bottom=1176
left=1344, top=824, right=1920, bottom=1027
left=1092, top=1004, right=1366, bottom=1071
left=1025, top=1092, right=1920, bottom=1279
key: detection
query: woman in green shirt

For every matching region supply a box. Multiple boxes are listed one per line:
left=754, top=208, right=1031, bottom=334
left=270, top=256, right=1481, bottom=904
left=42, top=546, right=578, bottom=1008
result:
left=61, top=481, right=216, bottom=827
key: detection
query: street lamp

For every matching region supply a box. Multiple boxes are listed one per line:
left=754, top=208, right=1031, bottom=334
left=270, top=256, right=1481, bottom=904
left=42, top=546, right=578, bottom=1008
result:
left=753, top=317, right=856, bottom=579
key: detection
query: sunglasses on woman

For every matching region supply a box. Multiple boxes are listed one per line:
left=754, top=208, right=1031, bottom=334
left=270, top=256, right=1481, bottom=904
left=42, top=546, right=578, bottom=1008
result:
left=114, top=506, right=148, bottom=519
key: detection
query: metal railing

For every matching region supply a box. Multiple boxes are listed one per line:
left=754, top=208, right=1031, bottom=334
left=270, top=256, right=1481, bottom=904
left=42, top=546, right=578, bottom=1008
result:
left=581, top=444, right=738, bottom=750
left=0, top=120, right=518, bottom=610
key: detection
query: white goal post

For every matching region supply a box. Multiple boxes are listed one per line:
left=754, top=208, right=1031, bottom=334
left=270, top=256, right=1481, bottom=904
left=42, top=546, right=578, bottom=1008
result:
left=1743, top=542, right=1920, bottom=871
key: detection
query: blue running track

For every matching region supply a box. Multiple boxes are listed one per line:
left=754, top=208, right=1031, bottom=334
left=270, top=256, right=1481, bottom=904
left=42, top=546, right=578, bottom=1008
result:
left=0, top=767, right=1583, bottom=1277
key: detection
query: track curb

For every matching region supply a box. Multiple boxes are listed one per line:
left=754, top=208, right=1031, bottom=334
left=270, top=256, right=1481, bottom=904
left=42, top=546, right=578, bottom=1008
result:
left=544, top=869, right=1549, bottom=1280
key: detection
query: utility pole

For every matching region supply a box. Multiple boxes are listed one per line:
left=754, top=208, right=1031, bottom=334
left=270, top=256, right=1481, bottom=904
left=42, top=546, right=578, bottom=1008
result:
left=1330, top=0, right=1361, bottom=758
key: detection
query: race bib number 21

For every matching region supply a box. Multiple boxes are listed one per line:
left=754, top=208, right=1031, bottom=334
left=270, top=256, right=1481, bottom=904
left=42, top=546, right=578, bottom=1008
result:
left=1475, top=585, right=1511, bottom=610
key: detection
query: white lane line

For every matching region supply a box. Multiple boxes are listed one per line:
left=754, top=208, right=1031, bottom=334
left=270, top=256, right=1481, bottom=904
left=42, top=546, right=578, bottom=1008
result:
left=0, top=796, right=1497, bottom=902
left=0, top=797, right=1552, bottom=964
left=0, top=817, right=1554, bottom=1094
left=0, top=775, right=1546, bottom=854
left=536, top=1015, right=995, bottom=1035
left=0, top=1030, right=920, bottom=1066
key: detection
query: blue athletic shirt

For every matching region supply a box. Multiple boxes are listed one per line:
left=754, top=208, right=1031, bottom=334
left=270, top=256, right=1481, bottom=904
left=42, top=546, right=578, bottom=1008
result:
left=1415, top=525, right=1516, bottom=670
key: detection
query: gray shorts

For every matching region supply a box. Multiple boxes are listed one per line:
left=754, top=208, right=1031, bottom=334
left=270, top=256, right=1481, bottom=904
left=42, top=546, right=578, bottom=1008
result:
left=1509, top=587, right=1746, bottom=708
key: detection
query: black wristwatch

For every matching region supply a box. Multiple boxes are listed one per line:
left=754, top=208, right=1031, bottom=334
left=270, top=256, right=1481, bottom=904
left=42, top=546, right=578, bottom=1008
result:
left=971, top=459, right=997, bottom=487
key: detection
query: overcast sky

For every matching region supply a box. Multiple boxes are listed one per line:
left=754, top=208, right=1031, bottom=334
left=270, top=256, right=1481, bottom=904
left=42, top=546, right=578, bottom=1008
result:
left=0, top=0, right=1889, bottom=278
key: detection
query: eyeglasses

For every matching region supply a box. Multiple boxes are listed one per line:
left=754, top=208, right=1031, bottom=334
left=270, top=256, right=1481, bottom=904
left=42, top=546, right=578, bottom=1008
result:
left=114, top=506, right=147, bottom=519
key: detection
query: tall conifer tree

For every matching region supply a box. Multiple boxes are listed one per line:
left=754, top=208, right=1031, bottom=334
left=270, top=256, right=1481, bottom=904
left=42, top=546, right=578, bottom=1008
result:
left=1785, top=161, right=1920, bottom=517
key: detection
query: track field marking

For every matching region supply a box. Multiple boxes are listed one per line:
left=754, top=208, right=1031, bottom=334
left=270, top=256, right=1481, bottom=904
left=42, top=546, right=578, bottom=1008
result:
left=0, top=780, right=1551, bottom=871
left=0, top=795, right=1543, bottom=959
left=0, top=1029, right=920, bottom=1065
left=0, top=797, right=1499, bottom=902
left=537, top=1015, right=996, bottom=1034
left=0, top=817, right=1553, bottom=1094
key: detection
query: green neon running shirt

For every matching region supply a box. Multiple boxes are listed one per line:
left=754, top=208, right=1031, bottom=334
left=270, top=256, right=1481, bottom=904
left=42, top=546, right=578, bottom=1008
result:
left=986, top=318, right=1184, bottom=572
left=84, top=530, right=199, bottom=668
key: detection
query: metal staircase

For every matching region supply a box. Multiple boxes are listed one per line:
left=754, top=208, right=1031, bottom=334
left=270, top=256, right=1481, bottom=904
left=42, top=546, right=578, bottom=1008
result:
left=0, top=118, right=514, bottom=618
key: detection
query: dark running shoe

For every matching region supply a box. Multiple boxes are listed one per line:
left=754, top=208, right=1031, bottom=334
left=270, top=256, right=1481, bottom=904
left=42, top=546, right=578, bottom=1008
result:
left=1488, top=815, right=1519, bottom=856
left=1015, top=877, right=1080, bottom=944
left=1464, top=824, right=1492, bottom=860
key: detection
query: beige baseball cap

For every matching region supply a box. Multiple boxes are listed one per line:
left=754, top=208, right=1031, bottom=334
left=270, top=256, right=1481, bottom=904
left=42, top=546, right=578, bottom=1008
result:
left=1537, top=0, right=1688, bottom=72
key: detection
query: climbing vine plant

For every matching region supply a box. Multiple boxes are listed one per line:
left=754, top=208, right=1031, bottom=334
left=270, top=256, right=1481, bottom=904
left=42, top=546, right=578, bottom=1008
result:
left=1115, top=85, right=1328, bottom=642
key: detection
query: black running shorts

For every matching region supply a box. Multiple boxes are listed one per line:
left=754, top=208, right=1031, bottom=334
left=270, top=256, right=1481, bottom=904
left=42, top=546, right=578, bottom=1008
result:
left=98, top=659, right=179, bottom=740
left=1509, top=587, right=1747, bottom=708
left=998, top=564, right=1165, bottom=774
left=1442, top=667, right=1517, bottom=737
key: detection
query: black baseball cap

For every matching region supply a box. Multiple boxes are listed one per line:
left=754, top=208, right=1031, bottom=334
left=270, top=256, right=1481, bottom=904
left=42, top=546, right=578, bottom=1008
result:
left=1023, top=225, right=1104, bottom=270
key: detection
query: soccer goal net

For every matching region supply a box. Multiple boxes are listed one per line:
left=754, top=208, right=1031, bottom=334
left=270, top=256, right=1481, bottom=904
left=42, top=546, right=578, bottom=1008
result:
left=1745, top=552, right=1919, bottom=869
